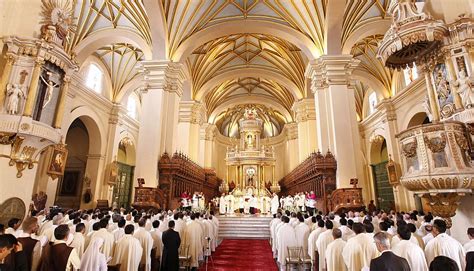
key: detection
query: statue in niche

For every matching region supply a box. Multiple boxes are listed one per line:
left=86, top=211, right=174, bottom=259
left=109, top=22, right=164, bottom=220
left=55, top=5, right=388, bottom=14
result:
left=455, top=70, right=473, bottom=108
left=436, top=75, right=450, bottom=102
left=246, top=133, right=254, bottom=148
left=40, top=72, right=59, bottom=108
left=6, top=84, right=25, bottom=115
left=244, top=108, right=257, bottom=120
left=422, top=95, right=433, bottom=121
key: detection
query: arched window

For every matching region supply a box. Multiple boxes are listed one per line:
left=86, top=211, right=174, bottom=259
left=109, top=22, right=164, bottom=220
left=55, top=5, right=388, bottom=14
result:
left=127, top=94, right=139, bottom=120
left=85, top=64, right=103, bottom=93
left=368, top=92, right=378, bottom=114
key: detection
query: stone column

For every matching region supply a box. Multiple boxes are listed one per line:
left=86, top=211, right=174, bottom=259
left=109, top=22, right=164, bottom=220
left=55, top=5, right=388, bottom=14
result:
left=307, top=55, right=362, bottom=188
left=200, top=123, right=216, bottom=169
left=177, top=101, right=205, bottom=161
left=0, top=54, right=16, bottom=108
left=293, top=99, right=316, bottom=162
left=285, top=122, right=299, bottom=171
left=53, top=75, right=71, bottom=128
left=23, top=59, right=44, bottom=117
left=422, top=66, right=441, bottom=122
left=134, top=60, right=168, bottom=188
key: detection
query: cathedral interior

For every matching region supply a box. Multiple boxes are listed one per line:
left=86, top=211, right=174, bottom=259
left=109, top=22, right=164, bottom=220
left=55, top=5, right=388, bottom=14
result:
left=0, top=0, right=473, bottom=245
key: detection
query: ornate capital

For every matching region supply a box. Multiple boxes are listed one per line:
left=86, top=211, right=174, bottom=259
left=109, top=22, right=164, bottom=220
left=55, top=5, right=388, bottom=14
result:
left=292, top=99, right=316, bottom=122
left=179, top=101, right=206, bottom=125
left=138, top=60, right=186, bottom=96
left=285, top=122, right=298, bottom=140
left=306, top=55, right=360, bottom=92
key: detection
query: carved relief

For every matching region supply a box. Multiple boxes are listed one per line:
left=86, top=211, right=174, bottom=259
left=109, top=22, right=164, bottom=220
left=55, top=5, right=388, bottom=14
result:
left=401, top=139, right=417, bottom=158
left=0, top=197, right=26, bottom=226
left=424, top=134, right=447, bottom=153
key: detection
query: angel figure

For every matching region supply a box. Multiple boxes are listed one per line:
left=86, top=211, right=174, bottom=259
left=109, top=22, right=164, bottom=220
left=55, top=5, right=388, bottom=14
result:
left=6, top=83, right=25, bottom=115
left=455, top=70, right=473, bottom=108
left=422, top=95, right=433, bottom=121
left=40, top=72, right=59, bottom=108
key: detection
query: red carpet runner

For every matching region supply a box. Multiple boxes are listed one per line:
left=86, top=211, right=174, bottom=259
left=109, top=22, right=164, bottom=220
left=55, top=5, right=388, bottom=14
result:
left=199, top=239, right=279, bottom=271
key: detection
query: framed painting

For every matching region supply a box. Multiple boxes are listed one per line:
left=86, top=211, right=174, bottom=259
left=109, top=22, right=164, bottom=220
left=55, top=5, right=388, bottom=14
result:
left=47, top=144, right=68, bottom=178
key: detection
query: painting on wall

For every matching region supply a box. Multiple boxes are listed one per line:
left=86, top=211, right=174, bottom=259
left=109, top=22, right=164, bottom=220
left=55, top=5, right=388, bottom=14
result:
left=47, top=144, right=68, bottom=178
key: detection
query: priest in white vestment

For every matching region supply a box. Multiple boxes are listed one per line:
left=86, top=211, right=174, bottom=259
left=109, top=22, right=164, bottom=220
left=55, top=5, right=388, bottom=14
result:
left=342, top=222, right=379, bottom=271
left=392, top=224, right=428, bottom=271
left=325, top=229, right=347, bottom=271
left=294, top=217, right=310, bottom=257
left=174, top=213, right=187, bottom=240
left=271, top=215, right=283, bottom=257
left=308, top=220, right=326, bottom=261
left=70, top=223, right=86, bottom=258
left=219, top=194, right=227, bottom=214
left=203, top=216, right=217, bottom=252
left=133, top=218, right=154, bottom=271
left=271, top=193, right=279, bottom=215
left=112, top=225, right=143, bottom=271
left=80, top=238, right=108, bottom=271
left=113, top=220, right=126, bottom=242
left=184, top=214, right=204, bottom=268
left=425, top=219, right=466, bottom=270
left=91, top=219, right=115, bottom=259
left=226, top=194, right=235, bottom=214
left=316, top=220, right=335, bottom=271
left=276, top=216, right=297, bottom=266
left=150, top=220, right=163, bottom=264
left=464, top=228, right=474, bottom=252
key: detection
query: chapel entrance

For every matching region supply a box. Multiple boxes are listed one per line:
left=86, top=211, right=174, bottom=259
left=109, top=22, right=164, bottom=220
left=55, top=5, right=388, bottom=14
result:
left=370, top=137, right=395, bottom=211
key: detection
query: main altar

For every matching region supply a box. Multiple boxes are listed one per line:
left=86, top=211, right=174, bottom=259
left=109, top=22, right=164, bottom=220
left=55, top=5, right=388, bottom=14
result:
left=222, top=108, right=279, bottom=197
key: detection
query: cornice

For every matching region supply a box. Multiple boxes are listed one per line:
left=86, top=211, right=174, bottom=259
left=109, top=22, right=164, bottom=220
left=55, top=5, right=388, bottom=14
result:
left=306, top=55, right=360, bottom=92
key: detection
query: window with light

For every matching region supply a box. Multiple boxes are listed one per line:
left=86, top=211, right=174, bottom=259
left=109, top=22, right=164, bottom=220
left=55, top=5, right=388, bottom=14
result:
left=127, top=94, right=139, bottom=120
left=369, top=92, right=378, bottom=114
left=403, top=65, right=419, bottom=86
left=85, top=64, right=103, bottom=93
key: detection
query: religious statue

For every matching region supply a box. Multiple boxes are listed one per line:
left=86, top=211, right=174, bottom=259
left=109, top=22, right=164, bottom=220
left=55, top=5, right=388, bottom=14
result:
left=246, top=133, right=254, bottom=148
left=5, top=83, right=25, bottom=115
left=422, top=95, right=433, bottom=121
left=40, top=72, right=59, bottom=108
left=455, top=70, right=473, bottom=108
left=436, top=71, right=450, bottom=102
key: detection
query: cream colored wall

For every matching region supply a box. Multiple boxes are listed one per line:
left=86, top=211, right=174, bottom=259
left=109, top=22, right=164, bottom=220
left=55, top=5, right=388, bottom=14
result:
left=0, top=0, right=42, bottom=49
left=451, top=195, right=474, bottom=245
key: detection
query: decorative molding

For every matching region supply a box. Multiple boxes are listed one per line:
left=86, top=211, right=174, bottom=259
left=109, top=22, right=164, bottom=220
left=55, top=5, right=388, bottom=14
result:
left=292, top=99, right=316, bottom=122
left=306, top=55, right=360, bottom=92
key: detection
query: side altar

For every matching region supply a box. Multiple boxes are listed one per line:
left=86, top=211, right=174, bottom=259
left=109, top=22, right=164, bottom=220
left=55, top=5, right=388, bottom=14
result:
left=222, top=109, right=279, bottom=197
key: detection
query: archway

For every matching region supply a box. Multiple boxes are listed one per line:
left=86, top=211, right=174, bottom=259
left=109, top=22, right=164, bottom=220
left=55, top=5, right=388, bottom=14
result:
left=55, top=119, right=89, bottom=209
left=407, top=112, right=431, bottom=128
left=369, top=136, right=395, bottom=211
left=113, top=136, right=136, bottom=208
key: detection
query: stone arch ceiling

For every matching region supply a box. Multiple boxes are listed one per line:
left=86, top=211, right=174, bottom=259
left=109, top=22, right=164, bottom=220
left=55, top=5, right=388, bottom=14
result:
left=188, top=33, right=308, bottom=101
left=351, top=35, right=394, bottom=95
left=161, top=0, right=327, bottom=59
left=94, top=43, right=144, bottom=102
left=354, top=80, right=370, bottom=121
left=204, top=77, right=295, bottom=118
left=342, top=0, right=389, bottom=48
left=66, top=0, right=151, bottom=53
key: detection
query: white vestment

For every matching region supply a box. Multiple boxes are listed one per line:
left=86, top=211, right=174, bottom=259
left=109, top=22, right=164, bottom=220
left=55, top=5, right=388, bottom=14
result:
left=308, top=227, right=326, bottom=260
left=276, top=223, right=297, bottom=265
left=113, top=227, right=125, bottom=242
left=271, top=195, right=279, bottom=215
left=150, top=229, right=163, bottom=259
left=339, top=225, right=355, bottom=241
left=203, top=220, right=217, bottom=252
left=271, top=220, right=283, bottom=255
left=91, top=228, right=115, bottom=259
left=133, top=227, right=154, bottom=271
left=294, top=223, right=310, bottom=257
left=226, top=195, right=235, bottom=213
left=342, top=233, right=379, bottom=271
left=316, top=229, right=334, bottom=271
left=464, top=239, right=474, bottom=252
left=80, top=238, right=108, bottom=271
left=219, top=197, right=227, bottom=214
left=425, top=233, right=466, bottom=270
left=112, top=235, right=143, bottom=271
left=393, top=239, right=428, bottom=271
left=325, top=239, right=347, bottom=271
left=184, top=220, right=204, bottom=267
left=174, top=218, right=187, bottom=239
left=70, top=232, right=85, bottom=258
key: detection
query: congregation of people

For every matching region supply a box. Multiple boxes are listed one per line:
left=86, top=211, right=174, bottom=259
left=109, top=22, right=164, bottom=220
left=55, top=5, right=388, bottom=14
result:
left=0, top=206, right=220, bottom=271
left=270, top=199, right=474, bottom=271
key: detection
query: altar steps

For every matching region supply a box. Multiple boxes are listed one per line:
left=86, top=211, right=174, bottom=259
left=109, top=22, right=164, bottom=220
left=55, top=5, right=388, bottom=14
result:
left=217, top=215, right=272, bottom=239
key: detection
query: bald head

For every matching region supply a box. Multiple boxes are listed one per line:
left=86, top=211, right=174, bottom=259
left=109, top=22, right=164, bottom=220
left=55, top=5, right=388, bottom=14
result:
left=332, top=228, right=342, bottom=239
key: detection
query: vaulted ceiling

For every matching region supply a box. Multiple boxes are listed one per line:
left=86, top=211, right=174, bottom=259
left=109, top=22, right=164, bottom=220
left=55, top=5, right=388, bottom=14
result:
left=70, top=0, right=395, bottom=133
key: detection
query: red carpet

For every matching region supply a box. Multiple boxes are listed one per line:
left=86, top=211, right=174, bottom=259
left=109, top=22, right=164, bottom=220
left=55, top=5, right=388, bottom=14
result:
left=199, top=239, right=279, bottom=271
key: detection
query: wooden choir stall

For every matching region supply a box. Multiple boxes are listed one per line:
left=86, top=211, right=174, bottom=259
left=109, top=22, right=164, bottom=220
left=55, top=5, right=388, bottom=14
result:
left=279, top=150, right=364, bottom=214
left=133, top=152, right=221, bottom=210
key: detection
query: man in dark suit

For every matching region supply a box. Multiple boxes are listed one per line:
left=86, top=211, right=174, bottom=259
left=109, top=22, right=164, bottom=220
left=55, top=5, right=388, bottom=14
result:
left=370, top=232, right=410, bottom=271
left=161, top=220, right=181, bottom=271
